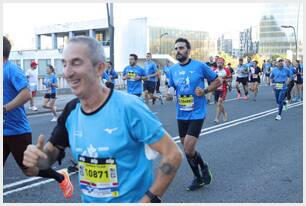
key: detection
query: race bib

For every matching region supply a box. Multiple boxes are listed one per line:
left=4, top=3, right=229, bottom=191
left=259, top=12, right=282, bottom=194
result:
left=275, top=83, right=284, bottom=90
left=78, top=155, right=119, bottom=198
left=178, top=95, right=194, bottom=111
left=127, top=72, right=136, bottom=80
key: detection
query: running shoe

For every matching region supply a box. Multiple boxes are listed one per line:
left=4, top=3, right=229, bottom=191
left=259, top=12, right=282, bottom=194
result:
left=223, top=113, right=228, bottom=122
left=186, top=177, right=205, bottom=191
left=201, top=165, right=212, bottom=185
left=58, top=169, right=74, bottom=199
left=275, top=115, right=282, bottom=121
left=214, top=118, right=220, bottom=124
left=159, top=96, right=164, bottom=105
left=236, top=93, right=241, bottom=99
left=29, top=106, right=38, bottom=111
left=243, top=96, right=248, bottom=100
left=51, top=116, right=58, bottom=122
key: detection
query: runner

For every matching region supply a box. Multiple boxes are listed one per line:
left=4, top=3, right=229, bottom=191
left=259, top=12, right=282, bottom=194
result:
left=205, top=56, right=217, bottom=104
left=122, top=54, right=146, bottom=97
left=213, top=57, right=232, bottom=124
left=264, top=59, right=273, bottom=86
left=269, top=59, right=291, bottom=120
left=3, top=36, right=73, bottom=199
left=143, top=53, right=163, bottom=105
left=23, top=36, right=183, bottom=203
left=163, top=59, right=172, bottom=88
left=105, top=61, right=118, bottom=90
left=42, top=65, right=58, bottom=122
left=245, top=56, right=254, bottom=84
left=235, top=58, right=249, bottom=100
left=166, top=38, right=222, bottom=191
left=249, top=60, right=261, bottom=101
left=226, top=63, right=235, bottom=92
left=293, top=60, right=303, bottom=102
left=284, top=59, right=296, bottom=104
left=25, top=61, right=39, bottom=111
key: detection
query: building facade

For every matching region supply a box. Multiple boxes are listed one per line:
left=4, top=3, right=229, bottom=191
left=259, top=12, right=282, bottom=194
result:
left=258, top=2, right=303, bottom=59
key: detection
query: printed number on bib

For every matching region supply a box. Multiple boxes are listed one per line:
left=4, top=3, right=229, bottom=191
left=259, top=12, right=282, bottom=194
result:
left=178, top=95, right=194, bottom=111
left=78, top=155, right=119, bottom=198
left=275, top=83, right=284, bottom=90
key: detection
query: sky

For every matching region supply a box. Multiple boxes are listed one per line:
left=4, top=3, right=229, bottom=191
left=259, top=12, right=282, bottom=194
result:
left=2, top=2, right=273, bottom=50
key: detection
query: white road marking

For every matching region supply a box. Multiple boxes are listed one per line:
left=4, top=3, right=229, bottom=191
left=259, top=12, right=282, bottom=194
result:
left=174, top=102, right=303, bottom=143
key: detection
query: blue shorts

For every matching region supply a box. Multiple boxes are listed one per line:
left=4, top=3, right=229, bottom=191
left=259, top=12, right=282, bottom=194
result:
left=143, top=81, right=155, bottom=94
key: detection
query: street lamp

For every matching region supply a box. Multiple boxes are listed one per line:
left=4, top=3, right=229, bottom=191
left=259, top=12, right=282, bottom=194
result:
left=159, top=32, right=168, bottom=54
left=281, top=25, right=297, bottom=59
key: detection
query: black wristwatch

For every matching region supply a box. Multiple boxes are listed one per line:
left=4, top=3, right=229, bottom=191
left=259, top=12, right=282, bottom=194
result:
left=203, top=88, right=209, bottom=95
left=3, top=106, right=7, bottom=114
left=145, top=190, right=161, bottom=203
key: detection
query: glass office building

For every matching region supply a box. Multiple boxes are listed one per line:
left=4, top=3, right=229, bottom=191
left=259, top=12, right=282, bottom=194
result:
left=148, top=26, right=216, bottom=61
left=259, top=2, right=303, bottom=59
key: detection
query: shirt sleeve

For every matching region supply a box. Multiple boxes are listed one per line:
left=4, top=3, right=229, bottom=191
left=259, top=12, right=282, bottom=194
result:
left=125, top=96, right=166, bottom=145
left=11, top=66, right=29, bottom=92
left=202, top=62, right=218, bottom=82
left=168, top=68, right=175, bottom=88
left=48, top=99, right=79, bottom=148
left=53, top=75, right=58, bottom=84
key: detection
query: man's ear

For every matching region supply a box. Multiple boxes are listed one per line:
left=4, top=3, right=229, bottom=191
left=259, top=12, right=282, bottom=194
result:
left=97, top=62, right=106, bottom=76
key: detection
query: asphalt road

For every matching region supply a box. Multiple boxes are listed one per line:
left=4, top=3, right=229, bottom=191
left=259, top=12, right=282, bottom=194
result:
left=3, top=85, right=303, bottom=203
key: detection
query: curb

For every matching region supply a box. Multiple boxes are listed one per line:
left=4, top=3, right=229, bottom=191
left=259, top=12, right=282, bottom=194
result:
left=27, top=109, right=64, bottom=116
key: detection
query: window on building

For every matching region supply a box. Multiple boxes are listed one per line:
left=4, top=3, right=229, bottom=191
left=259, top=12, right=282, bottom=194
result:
left=38, top=59, right=52, bottom=76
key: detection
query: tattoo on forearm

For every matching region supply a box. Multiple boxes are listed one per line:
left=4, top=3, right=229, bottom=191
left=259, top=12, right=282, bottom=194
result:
left=159, top=162, right=177, bottom=175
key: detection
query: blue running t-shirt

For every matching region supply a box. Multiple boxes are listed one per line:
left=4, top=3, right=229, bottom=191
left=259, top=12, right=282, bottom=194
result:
left=168, top=59, right=217, bottom=120
left=3, top=60, right=31, bottom=136
left=123, top=65, right=146, bottom=95
left=49, top=90, right=165, bottom=203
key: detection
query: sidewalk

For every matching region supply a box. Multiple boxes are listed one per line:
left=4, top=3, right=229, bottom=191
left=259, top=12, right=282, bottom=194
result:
left=25, top=93, right=76, bottom=116
left=26, top=85, right=169, bottom=116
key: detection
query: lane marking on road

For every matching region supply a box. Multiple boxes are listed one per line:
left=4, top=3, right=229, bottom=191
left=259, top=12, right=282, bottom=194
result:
left=5, top=101, right=303, bottom=196
left=173, top=102, right=303, bottom=143
left=3, top=172, right=77, bottom=196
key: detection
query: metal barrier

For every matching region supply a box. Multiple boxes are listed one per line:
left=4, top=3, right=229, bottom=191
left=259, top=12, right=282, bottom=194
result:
left=37, top=72, right=126, bottom=91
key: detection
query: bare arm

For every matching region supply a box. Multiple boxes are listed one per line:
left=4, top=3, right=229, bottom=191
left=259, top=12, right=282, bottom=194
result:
left=4, top=87, right=31, bottom=112
left=140, top=134, right=183, bottom=202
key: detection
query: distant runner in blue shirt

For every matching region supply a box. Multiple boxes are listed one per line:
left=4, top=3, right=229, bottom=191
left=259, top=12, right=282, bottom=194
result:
left=105, top=61, right=118, bottom=90
left=23, top=36, right=183, bottom=203
left=284, top=59, right=296, bottom=103
left=270, top=59, right=291, bottom=120
left=235, top=58, right=249, bottom=100
left=163, top=59, right=172, bottom=88
left=143, top=53, right=163, bottom=105
left=166, top=37, right=221, bottom=191
left=42, top=65, right=58, bottom=122
left=122, top=54, right=146, bottom=97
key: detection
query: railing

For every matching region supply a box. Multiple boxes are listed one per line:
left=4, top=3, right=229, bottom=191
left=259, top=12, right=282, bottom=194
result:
left=37, top=72, right=126, bottom=91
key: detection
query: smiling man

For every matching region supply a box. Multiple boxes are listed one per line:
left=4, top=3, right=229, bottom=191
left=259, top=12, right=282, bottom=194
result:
left=23, top=36, right=182, bottom=203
